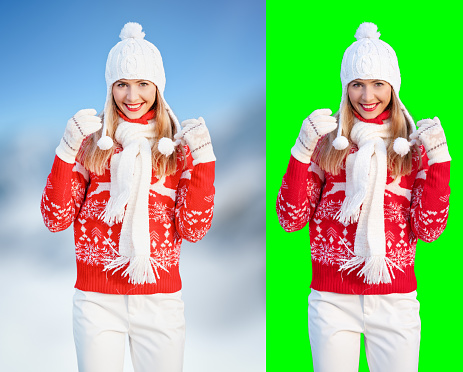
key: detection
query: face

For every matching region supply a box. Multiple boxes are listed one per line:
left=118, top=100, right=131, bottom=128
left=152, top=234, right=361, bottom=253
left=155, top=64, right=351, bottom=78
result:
left=347, top=79, right=392, bottom=120
left=112, top=79, right=157, bottom=119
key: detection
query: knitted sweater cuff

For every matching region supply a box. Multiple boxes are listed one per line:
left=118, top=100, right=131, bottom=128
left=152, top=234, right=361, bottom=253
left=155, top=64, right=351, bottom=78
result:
left=190, top=161, right=215, bottom=191
left=421, top=161, right=450, bottom=211
left=285, top=155, right=310, bottom=183
left=50, top=155, right=75, bottom=181
left=425, top=161, right=450, bottom=190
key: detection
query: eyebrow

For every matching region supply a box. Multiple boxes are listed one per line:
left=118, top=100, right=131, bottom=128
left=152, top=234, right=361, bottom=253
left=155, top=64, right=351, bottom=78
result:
left=350, top=79, right=384, bottom=84
left=117, top=79, right=149, bottom=83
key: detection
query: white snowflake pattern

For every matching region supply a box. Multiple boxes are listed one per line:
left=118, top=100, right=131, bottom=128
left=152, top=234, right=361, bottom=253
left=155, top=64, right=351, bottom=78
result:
left=79, top=199, right=107, bottom=220
left=151, top=247, right=180, bottom=268
left=388, top=245, right=415, bottom=268
left=384, top=202, right=409, bottom=223
left=314, top=199, right=343, bottom=220
left=311, top=240, right=351, bottom=266
left=149, top=202, right=174, bottom=223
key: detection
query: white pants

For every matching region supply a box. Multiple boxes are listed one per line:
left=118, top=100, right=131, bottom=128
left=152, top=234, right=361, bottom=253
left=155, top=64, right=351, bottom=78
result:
left=73, top=289, right=185, bottom=372
left=308, top=289, right=421, bottom=372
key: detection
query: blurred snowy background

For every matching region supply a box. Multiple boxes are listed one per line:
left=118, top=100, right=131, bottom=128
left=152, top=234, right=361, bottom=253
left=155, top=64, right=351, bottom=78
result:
left=0, top=1, right=265, bottom=371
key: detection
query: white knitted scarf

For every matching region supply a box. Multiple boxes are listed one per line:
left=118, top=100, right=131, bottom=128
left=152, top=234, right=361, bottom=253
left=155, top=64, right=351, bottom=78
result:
left=336, top=120, right=402, bottom=284
left=101, top=119, right=168, bottom=284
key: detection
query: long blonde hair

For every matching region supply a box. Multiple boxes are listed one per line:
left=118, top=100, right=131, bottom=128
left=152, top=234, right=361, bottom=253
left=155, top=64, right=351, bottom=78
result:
left=78, top=86, right=180, bottom=177
left=313, top=89, right=420, bottom=177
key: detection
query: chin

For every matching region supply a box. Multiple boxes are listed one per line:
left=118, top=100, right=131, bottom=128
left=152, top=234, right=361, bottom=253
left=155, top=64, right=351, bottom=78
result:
left=358, top=109, right=381, bottom=120
left=125, top=111, right=144, bottom=119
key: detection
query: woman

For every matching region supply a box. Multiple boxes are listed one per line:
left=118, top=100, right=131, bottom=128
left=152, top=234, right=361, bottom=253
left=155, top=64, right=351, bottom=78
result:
left=41, top=22, right=215, bottom=372
left=276, top=22, right=450, bottom=372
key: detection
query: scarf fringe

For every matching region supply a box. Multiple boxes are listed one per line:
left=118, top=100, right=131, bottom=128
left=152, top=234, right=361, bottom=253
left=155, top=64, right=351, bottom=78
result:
left=100, top=191, right=131, bottom=224
left=335, top=191, right=365, bottom=224
left=104, top=255, right=169, bottom=285
left=104, top=255, right=131, bottom=274
left=339, top=255, right=403, bottom=284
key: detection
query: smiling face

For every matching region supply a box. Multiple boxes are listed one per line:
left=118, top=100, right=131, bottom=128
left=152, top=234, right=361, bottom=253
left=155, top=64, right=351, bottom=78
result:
left=112, top=79, right=157, bottom=119
left=347, top=79, right=392, bottom=120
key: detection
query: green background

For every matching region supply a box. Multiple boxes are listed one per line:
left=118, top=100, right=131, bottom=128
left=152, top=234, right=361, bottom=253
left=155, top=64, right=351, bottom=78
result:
left=267, top=2, right=461, bottom=371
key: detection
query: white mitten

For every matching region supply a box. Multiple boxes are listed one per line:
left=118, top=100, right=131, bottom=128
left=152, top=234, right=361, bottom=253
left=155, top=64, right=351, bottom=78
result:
left=291, top=108, right=338, bottom=163
left=410, top=117, right=451, bottom=165
left=175, top=117, right=216, bottom=165
left=56, top=109, right=102, bottom=164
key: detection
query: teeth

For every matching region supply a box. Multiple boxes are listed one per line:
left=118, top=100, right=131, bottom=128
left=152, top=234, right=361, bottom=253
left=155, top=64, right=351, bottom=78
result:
left=362, top=103, right=377, bottom=109
left=126, top=103, right=142, bottom=109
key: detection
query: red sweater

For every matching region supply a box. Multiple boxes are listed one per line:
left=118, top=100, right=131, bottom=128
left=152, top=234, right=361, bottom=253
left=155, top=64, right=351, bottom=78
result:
left=276, top=142, right=450, bottom=295
left=41, top=130, right=215, bottom=295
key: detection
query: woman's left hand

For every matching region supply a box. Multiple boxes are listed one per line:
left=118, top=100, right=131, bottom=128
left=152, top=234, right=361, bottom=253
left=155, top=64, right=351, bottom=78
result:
left=175, top=117, right=216, bottom=165
left=410, top=117, right=451, bottom=165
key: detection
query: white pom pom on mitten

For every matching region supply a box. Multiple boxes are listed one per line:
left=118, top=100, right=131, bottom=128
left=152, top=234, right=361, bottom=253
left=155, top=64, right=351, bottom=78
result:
left=409, top=117, right=451, bottom=165
left=56, top=109, right=102, bottom=164
left=291, top=109, right=338, bottom=164
left=174, top=117, right=216, bottom=165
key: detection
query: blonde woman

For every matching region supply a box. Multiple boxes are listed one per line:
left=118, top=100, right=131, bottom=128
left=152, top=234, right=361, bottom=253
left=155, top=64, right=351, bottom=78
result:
left=276, top=22, right=450, bottom=372
left=41, top=22, right=215, bottom=372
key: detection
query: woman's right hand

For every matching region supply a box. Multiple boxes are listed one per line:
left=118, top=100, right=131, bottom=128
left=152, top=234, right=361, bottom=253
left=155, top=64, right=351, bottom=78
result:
left=291, top=108, right=337, bottom=164
left=56, top=109, right=102, bottom=164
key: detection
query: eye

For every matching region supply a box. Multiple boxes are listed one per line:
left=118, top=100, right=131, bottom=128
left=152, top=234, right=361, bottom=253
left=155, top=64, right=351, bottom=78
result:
left=116, top=82, right=127, bottom=88
left=375, top=82, right=384, bottom=87
left=140, top=82, right=149, bottom=87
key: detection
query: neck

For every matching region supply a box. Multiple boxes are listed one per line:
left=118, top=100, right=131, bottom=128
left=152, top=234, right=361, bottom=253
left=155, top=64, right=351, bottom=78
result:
left=117, top=109, right=155, bottom=124
left=353, top=109, right=390, bottom=124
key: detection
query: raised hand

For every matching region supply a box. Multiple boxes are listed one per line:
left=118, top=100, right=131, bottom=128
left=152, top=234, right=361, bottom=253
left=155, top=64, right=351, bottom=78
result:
left=175, top=117, right=216, bottom=166
left=410, top=117, right=451, bottom=165
left=291, top=108, right=338, bottom=163
left=56, top=109, right=102, bottom=163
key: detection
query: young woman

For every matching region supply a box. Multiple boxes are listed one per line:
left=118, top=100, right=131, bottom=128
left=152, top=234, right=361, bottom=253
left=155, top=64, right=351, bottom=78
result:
left=41, top=22, right=216, bottom=372
left=276, top=22, right=450, bottom=372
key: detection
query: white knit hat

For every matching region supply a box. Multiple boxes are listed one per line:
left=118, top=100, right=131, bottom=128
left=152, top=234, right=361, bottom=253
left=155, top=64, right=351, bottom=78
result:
left=97, top=22, right=181, bottom=153
left=333, top=22, right=416, bottom=155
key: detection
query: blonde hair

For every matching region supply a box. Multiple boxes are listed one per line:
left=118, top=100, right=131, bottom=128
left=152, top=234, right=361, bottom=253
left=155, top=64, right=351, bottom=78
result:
left=78, top=85, right=180, bottom=177
left=313, top=89, right=420, bottom=177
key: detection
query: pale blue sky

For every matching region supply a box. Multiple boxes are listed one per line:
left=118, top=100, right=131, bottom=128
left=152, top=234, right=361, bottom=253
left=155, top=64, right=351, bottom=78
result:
left=1, top=0, right=265, bottom=134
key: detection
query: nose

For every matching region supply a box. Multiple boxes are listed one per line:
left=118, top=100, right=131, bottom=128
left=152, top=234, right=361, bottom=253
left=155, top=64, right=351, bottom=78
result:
left=361, top=86, right=375, bottom=102
left=126, top=86, right=140, bottom=102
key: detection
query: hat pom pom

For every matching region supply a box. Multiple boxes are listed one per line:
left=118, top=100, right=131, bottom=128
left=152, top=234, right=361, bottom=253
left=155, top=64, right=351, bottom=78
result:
left=158, top=137, right=176, bottom=156
left=120, top=22, right=145, bottom=40
left=333, top=135, right=349, bottom=150
left=393, top=137, right=411, bottom=156
left=355, top=22, right=380, bottom=40
left=97, top=136, right=114, bottom=150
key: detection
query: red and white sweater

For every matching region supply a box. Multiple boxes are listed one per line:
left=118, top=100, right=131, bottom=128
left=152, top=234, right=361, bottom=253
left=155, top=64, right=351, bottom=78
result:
left=276, top=141, right=450, bottom=295
left=41, top=125, right=215, bottom=295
